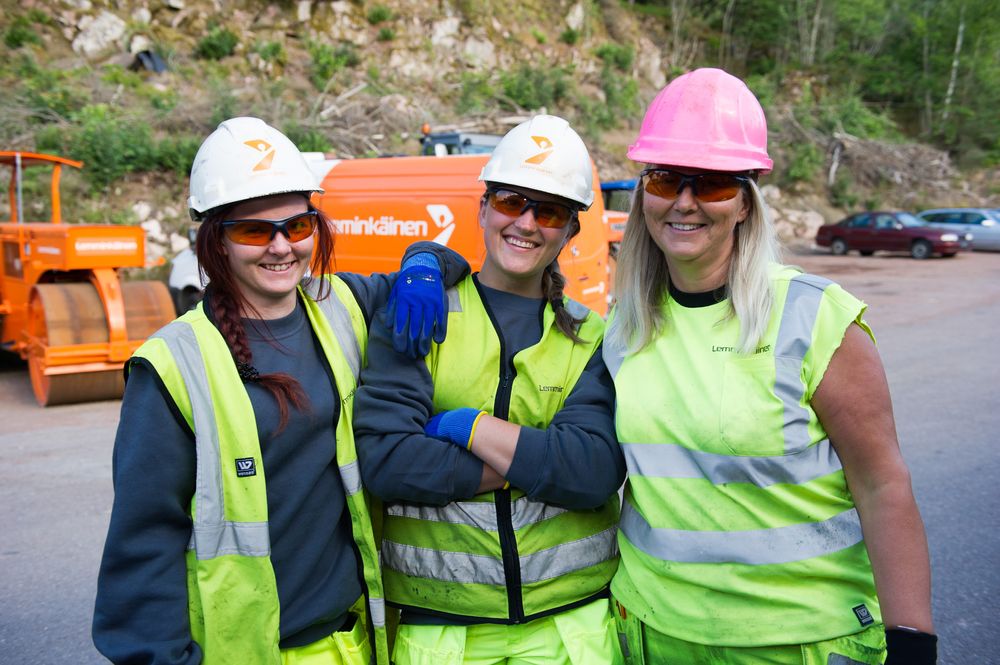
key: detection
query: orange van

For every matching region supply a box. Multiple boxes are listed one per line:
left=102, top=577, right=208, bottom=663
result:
left=307, top=154, right=612, bottom=315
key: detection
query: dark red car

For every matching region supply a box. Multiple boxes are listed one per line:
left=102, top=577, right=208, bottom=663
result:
left=815, top=211, right=972, bottom=259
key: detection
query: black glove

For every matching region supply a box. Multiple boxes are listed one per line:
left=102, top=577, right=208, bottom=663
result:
left=885, top=627, right=937, bottom=665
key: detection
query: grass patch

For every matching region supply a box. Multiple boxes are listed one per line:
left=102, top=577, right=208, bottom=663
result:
left=456, top=72, right=495, bottom=114
left=308, top=41, right=360, bottom=91
left=499, top=65, right=570, bottom=111
left=255, top=41, right=285, bottom=64
left=783, top=142, right=823, bottom=185
left=5, top=16, right=42, bottom=49
left=366, top=5, right=393, bottom=24
left=195, top=27, right=238, bottom=60
left=283, top=123, right=332, bottom=153
left=559, top=29, right=580, bottom=45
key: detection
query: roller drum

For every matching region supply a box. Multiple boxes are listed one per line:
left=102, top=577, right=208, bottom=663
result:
left=26, top=280, right=175, bottom=406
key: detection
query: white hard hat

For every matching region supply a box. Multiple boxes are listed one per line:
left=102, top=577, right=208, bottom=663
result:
left=188, top=117, right=323, bottom=220
left=479, top=114, right=594, bottom=209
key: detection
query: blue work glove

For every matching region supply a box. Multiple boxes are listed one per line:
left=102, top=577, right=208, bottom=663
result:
left=425, top=408, right=485, bottom=450
left=885, top=628, right=937, bottom=665
left=386, top=252, right=447, bottom=359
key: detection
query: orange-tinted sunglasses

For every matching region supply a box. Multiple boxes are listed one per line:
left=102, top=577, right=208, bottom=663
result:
left=486, top=188, right=579, bottom=229
left=221, top=210, right=319, bottom=246
left=641, top=169, right=751, bottom=203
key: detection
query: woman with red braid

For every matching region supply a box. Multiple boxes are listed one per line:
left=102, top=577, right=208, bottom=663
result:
left=93, top=117, right=468, bottom=665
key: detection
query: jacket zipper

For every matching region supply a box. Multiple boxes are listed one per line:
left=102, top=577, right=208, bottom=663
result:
left=493, top=364, right=524, bottom=622
left=475, top=276, right=525, bottom=623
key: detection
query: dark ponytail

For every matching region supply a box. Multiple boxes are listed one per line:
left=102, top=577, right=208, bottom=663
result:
left=196, top=209, right=310, bottom=430
left=542, top=260, right=587, bottom=343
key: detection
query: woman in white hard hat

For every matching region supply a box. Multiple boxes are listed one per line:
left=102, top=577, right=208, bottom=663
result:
left=354, top=114, right=626, bottom=664
left=93, top=117, right=468, bottom=665
left=606, top=68, right=936, bottom=664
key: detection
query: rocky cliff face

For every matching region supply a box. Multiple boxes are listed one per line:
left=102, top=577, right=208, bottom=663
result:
left=3, top=0, right=986, bottom=261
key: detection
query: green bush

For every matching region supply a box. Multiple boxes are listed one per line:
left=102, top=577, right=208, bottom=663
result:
left=819, top=92, right=899, bottom=140
left=792, top=83, right=900, bottom=141
left=81, top=207, right=137, bottom=226
left=26, top=9, right=52, bottom=25
left=308, top=41, right=360, bottom=90
left=283, top=123, right=332, bottom=153
left=365, top=64, right=391, bottom=95
left=862, top=195, right=882, bottom=210
left=559, top=29, right=580, bottom=45
left=584, top=43, right=639, bottom=128
left=829, top=171, right=858, bottom=209
left=155, top=135, right=202, bottom=176
left=140, top=86, right=179, bottom=113
left=15, top=55, right=89, bottom=122
left=574, top=95, right=615, bottom=135
left=100, top=66, right=144, bottom=89
left=195, top=27, right=238, bottom=60
left=209, top=86, right=239, bottom=127
left=456, top=72, right=495, bottom=114
left=595, top=43, right=633, bottom=72
left=500, top=65, right=569, bottom=111
left=744, top=74, right=778, bottom=111
left=366, top=5, right=393, bottom=24
left=377, top=28, right=395, bottom=42
left=255, top=40, right=285, bottom=64
left=5, top=16, right=41, bottom=49
left=792, top=82, right=817, bottom=130
left=784, top=142, right=823, bottom=184
left=36, top=105, right=158, bottom=191
left=600, top=68, right=639, bottom=120
left=532, top=29, right=546, bottom=44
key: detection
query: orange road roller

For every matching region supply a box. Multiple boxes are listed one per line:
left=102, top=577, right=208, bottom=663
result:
left=0, top=151, right=175, bottom=406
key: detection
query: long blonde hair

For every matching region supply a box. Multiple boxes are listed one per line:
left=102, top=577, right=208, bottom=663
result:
left=606, top=178, right=780, bottom=355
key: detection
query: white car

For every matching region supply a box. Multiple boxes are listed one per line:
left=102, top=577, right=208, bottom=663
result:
left=917, top=208, right=1000, bottom=251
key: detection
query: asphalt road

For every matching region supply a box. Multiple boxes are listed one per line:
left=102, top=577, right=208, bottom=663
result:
left=1, top=249, right=997, bottom=664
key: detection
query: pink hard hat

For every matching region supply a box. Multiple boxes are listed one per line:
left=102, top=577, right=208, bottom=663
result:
left=628, top=68, right=773, bottom=174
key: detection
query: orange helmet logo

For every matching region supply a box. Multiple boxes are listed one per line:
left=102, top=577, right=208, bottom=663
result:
left=524, top=136, right=554, bottom=164
left=244, top=139, right=275, bottom=171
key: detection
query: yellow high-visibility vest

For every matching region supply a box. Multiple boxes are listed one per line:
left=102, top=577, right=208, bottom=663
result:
left=381, top=275, right=619, bottom=623
left=133, top=276, right=389, bottom=664
left=606, top=266, right=881, bottom=646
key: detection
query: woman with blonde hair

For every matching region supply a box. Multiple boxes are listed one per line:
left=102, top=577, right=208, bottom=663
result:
left=606, top=69, right=936, bottom=665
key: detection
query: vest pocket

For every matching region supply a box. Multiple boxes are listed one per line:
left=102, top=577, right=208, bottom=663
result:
left=719, top=355, right=784, bottom=456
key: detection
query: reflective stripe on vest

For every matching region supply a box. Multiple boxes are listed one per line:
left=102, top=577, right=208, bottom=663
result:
left=383, top=527, right=618, bottom=585
left=136, top=275, right=388, bottom=664
left=384, top=494, right=617, bottom=584
left=620, top=501, right=863, bottom=565
left=387, top=495, right=569, bottom=531
left=381, top=275, right=617, bottom=622
left=774, top=273, right=831, bottom=455
left=152, top=322, right=271, bottom=560
left=620, top=437, right=842, bottom=487
left=301, top=276, right=361, bottom=379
